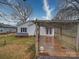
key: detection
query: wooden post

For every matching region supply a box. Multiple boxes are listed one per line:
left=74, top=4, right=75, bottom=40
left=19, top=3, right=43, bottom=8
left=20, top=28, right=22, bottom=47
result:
left=59, top=27, right=62, bottom=40
left=76, top=23, right=79, bottom=51
left=35, top=23, right=40, bottom=58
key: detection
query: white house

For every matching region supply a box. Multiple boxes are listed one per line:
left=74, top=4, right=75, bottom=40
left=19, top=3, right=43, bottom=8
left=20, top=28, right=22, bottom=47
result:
left=16, top=21, right=54, bottom=37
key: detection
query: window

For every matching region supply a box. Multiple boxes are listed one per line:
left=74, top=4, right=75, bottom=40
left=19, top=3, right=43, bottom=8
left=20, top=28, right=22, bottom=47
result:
left=46, top=27, right=52, bottom=34
left=50, top=28, right=52, bottom=34
left=21, top=28, right=27, bottom=32
left=46, top=27, right=49, bottom=34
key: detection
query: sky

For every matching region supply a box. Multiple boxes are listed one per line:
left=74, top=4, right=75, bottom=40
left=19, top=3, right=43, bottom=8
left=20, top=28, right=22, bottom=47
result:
left=27, top=0, right=57, bottom=20
left=0, top=0, right=57, bottom=25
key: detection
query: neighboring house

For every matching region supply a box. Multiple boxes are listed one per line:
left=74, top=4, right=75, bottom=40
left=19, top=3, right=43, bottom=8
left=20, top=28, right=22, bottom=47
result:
left=0, top=23, right=16, bottom=34
left=16, top=21, right=54, bottom=37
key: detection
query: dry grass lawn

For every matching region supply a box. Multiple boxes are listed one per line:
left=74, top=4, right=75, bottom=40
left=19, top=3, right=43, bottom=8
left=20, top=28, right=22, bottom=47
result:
left=0, top=34, right=35, bottom=59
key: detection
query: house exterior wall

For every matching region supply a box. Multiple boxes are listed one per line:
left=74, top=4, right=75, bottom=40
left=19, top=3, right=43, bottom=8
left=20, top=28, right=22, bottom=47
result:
left=40, top=27, right=54, bottom=36
left=0, top=28, right=5, bottom=33
left=17, top=22, right=54, bottom=36
left=0, top=27, right=16, bottom=33
left=27, top=24, right=36, bottom=36
left=17, top=22, right=36, bottom=36
left=17, top=24, right=28, bottom=33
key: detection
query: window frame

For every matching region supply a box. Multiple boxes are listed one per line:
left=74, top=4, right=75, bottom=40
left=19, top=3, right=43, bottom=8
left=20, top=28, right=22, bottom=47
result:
left=21, top=28, right=27, bottom=32
left=45, top=27, right=52, bottom=34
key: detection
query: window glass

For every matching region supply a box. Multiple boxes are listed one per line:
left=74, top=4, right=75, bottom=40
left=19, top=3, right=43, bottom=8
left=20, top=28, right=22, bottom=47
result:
left=50, top=28, right=52, bottom=34
left=46, top=27, right=49, bottom=34
left=46, top=27, right=52, bottom=34
left=21, top=28, right=27, bottom=32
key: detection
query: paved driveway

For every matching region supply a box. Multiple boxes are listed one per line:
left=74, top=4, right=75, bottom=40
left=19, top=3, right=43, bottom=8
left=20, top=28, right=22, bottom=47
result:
left=39, top=36, right=77, bottom=57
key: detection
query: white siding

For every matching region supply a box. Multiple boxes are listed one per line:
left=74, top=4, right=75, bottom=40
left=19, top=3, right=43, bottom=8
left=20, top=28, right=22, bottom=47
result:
left=40, top=27, right=46, bottom=36
left=27, top=24, right=36, bottom=35
left=17, top=23, right=29, bottom=33
left=0, top=28, right=16, bottom=33
left=17, top=22, right=54, bottom=36
left=17, top=22, right=36, bottom=36
left=40, top=27, right=54, bottom=36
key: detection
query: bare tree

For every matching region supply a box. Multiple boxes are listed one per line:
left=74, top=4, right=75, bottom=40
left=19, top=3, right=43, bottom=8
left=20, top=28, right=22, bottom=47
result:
left=0, top=0, right=32, bottom=23
left=57, top=0, right=79, bottom=12
left=54, top=0, right=79, bottom=20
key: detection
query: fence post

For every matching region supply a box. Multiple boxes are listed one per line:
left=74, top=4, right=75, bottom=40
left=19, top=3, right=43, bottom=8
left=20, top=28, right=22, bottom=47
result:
left=76, top=23, right=79, bottom=51
left=35, top=22, right=40, bottom=58
left=59, top=27, right=62, bottom=41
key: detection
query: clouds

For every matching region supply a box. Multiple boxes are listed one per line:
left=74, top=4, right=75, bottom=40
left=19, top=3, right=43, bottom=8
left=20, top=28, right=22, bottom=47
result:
left=43, top=0, right=53, bottom=19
